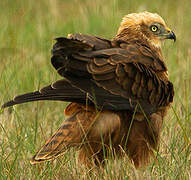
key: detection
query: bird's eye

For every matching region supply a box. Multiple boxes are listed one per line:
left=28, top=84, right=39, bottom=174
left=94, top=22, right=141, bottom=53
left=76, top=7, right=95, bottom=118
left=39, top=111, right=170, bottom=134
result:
left=150, top=25, right=158, bottom=32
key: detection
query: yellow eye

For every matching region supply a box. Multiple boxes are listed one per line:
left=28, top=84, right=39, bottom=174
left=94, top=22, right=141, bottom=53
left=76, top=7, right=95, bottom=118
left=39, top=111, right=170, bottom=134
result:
left=151, top=25, right=158, bottom=32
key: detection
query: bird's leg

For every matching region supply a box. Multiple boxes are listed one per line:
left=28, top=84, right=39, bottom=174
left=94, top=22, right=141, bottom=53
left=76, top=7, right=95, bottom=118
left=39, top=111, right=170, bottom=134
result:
left=126, top=110, right=165, bottom=168
left=78, top=110, right=121, bottom=167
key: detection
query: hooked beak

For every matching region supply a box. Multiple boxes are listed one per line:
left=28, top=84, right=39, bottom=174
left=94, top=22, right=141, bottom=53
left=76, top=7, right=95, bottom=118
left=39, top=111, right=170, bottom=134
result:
left=166, top=31, right=176, bottom=42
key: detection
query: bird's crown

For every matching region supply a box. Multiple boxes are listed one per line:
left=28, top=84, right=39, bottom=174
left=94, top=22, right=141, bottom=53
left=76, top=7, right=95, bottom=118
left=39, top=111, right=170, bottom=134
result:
left=117, top=11, right=167, bottom=35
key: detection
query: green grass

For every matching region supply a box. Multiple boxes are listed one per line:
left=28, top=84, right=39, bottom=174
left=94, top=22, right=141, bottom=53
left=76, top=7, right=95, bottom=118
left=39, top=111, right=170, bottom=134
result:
left=0, top=0, right=191, bottom=179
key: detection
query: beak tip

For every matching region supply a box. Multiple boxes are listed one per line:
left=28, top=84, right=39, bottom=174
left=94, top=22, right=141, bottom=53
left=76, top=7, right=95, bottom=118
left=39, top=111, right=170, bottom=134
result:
left=170, top=31, right=176, bottom=42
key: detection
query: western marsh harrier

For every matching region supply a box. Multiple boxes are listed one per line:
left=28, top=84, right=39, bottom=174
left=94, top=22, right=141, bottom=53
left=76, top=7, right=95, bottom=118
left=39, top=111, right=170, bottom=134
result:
left=2, top=12, right=175, bottom=168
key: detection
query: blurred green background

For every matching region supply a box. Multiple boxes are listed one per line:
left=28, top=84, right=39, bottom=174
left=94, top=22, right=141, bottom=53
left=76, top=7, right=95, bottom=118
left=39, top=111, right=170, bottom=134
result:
left=0, top=0, right=190, bottom=179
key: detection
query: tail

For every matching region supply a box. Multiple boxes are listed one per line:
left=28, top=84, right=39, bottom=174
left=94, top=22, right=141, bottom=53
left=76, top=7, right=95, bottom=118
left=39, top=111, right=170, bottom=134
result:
left=30, top=105, right=96, bottom=164
left=30, top=104, right=121, bottom=165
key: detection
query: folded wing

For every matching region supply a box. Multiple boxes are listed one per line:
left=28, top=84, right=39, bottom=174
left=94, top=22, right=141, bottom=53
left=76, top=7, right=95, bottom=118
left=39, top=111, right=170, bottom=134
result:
left=2, top=33, right=174, bottom=115
left=51, top=34, right=174, bottom=114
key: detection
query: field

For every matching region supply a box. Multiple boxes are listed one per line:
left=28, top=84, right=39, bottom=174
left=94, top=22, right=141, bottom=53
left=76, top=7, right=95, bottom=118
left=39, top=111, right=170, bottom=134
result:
left=0, top=0, right=191, bottom=179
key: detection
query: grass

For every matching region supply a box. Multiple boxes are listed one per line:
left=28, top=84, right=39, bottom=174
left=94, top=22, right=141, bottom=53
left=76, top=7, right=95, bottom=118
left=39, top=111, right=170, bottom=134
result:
left=0, top=0, right=191, bottom=179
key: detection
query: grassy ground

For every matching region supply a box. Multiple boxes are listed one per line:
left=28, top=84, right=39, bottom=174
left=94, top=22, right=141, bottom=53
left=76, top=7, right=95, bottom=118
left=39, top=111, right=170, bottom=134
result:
left=0, top=0, right=191, bottom=179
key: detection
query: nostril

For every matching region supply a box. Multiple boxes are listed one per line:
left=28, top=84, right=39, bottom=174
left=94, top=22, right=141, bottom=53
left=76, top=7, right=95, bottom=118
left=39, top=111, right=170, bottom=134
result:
left=166, top=28, right=171, bottom=33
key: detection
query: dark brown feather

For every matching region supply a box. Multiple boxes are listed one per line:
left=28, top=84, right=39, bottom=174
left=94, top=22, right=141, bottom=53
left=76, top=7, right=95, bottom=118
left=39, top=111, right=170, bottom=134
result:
left=50, top=35, right=174, bottom=115
left=2, top=34, right=173, bottom=114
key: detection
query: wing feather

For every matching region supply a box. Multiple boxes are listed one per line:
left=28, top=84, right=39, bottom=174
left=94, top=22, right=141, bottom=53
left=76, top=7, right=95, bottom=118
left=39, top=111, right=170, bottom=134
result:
left=2, top=34, right=174, bottom=116
left=1, top=80, right=87, bottom=108
left=51, top=34, right=174, bottom=114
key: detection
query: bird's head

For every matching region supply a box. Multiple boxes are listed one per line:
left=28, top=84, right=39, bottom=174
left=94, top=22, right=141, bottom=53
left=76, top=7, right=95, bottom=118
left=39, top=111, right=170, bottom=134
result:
left=116, top=12, right=176, bottom=48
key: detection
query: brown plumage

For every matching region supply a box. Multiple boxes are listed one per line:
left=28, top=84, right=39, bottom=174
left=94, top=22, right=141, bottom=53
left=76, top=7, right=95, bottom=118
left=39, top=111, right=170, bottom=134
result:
left=2, top=12, right=175, bottom=168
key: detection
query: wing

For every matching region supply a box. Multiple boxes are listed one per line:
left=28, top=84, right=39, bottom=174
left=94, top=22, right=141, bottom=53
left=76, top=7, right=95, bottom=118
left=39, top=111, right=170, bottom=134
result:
left=51, top=34, right=174, bottom=115
left=2, top=34, right=174, bottom=115
left=1, top=80, right=87, bottom=108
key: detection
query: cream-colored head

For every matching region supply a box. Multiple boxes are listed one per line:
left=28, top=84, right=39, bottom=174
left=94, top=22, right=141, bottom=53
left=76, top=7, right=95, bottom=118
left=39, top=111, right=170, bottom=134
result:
left=116, top=12, right=176, bottom=48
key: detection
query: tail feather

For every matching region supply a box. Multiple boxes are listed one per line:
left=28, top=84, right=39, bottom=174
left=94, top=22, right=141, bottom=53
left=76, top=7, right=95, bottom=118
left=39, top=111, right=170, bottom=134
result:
left=30, top=109, right=95, bottom=164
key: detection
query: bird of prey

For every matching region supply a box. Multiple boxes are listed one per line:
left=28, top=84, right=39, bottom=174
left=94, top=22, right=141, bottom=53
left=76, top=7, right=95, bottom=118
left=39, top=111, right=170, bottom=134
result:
left=2, top=11, right=175, bottom=168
